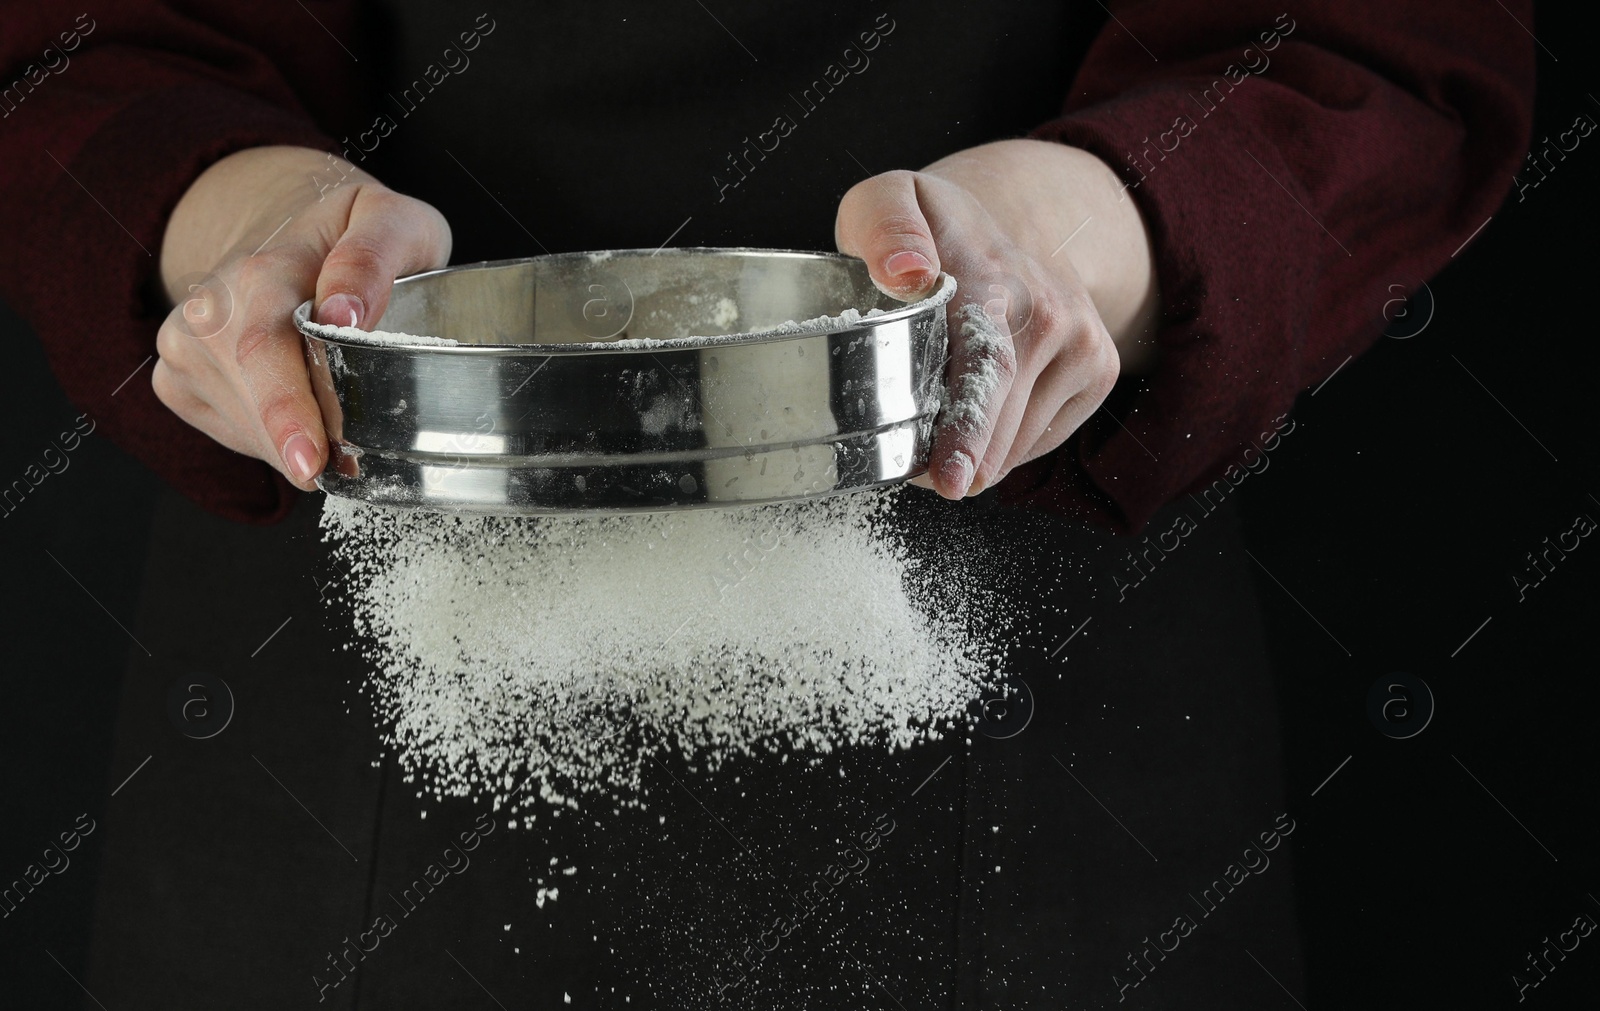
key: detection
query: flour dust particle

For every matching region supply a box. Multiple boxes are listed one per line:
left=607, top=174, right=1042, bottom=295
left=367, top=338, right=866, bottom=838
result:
left=319, top=488, right=1007, bottom=812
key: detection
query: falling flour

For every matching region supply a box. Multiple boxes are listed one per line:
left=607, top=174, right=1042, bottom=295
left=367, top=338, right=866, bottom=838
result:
left=320, top=489, right=1005, bottom=815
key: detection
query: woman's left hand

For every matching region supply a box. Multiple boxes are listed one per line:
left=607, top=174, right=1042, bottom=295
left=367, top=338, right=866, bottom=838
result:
left=835, top=139, right=1160, bottom=499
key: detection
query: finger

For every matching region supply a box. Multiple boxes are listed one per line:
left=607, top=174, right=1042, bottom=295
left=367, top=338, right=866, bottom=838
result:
left=963, top=276, right=1059, bottom=493
left=1005, top=337, right=1120, bottom=473
left=153, top=361, right=257, bottom=458
left=835, top=170, right=941, bottom=301
left=155, top=315, right=261, bottom=458
left=314, top=186, right=453, bottom=329
left=924, top=296, right=1017, bottom=499
left=232, top=245, right=334, bottom=488
left=970, top=377, right=1036, bottom=495
left=1015, top=386, right=1111, bottom=471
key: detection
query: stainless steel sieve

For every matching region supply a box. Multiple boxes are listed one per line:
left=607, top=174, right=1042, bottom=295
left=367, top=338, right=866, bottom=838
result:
left=293, top=248, right=955, bottom=514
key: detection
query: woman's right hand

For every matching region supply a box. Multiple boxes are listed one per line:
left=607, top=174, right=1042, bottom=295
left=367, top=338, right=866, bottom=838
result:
left=154, top=145, right=452, bottom=489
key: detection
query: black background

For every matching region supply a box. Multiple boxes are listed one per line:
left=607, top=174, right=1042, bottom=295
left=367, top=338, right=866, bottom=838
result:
left=3, top=4, right=1596, bottom=1007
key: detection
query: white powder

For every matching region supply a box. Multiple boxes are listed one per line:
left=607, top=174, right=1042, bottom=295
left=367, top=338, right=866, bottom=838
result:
left=305, top=278, right=947, bottom=352
left=319, top=489, right=1004, bottom=815
left=300, top=317, right=459, bottom=347
left=575, top=312, right=875, bottom=352
left=710, top=295, right=739, bottom=330
left=685, top=273, right=954, bottom=340
left=737, top=305, right=890, bottom=338
left=563, top=301, right=896, bottom=351
left=938, top=302, right=1010, bottom=433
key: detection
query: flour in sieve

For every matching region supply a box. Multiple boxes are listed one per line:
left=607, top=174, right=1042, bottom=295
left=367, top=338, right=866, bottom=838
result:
left=299, top=316, right=460, bottom=347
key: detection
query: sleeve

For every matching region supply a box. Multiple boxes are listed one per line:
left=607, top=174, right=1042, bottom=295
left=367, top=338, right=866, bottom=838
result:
left=0, top=4, right=362, bottom=524
left=998, top=0, right=1536, bottom=532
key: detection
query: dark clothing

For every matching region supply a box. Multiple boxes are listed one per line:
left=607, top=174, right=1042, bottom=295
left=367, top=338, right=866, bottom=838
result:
left=0, top=1, right=1534, bottom=531
left=0, top=2, right=1535, bottom=1008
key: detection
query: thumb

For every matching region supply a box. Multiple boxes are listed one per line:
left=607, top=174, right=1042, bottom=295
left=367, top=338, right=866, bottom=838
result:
left=314, top=186, right=453, bottom=329
left=834, top=169, right=941, bottom=301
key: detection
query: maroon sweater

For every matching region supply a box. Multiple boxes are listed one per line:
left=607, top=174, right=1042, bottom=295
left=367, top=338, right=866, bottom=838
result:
left=0, top=3, right=1534, bottom=530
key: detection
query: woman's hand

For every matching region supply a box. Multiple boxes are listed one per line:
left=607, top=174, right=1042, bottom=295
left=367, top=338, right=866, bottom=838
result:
left=154, top=146, right=452, bottom=489
left=835, top=139, right=1159, bottom=499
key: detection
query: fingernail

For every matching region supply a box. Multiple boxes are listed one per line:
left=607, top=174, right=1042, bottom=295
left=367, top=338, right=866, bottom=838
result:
left=939, top=450, right=975, bottom=499
left=283, top=433, right=320, bottom=485
left=884, top=250, right=933, bottom=279
left=315, top=292, right=364, bottom=329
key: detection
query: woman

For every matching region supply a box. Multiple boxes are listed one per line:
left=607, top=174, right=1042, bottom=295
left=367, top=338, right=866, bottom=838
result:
left=0, top=2, right=1532, bottom=1007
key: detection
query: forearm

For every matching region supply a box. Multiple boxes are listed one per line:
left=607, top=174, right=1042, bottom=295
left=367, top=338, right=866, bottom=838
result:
left=992, top=2, right=1535, bottom=531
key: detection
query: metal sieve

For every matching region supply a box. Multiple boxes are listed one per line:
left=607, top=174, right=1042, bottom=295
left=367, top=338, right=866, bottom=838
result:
left=294, top=248, right=955, bottom=514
